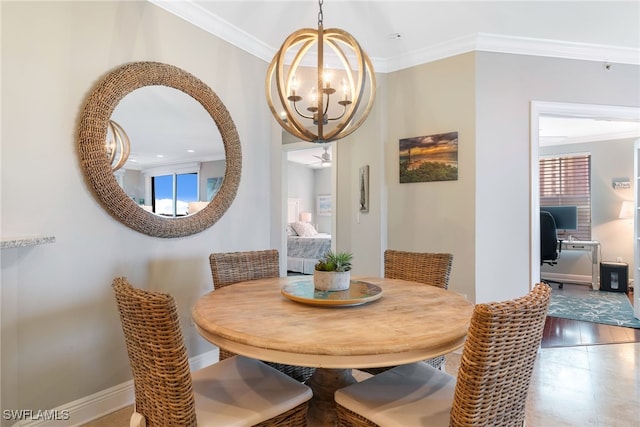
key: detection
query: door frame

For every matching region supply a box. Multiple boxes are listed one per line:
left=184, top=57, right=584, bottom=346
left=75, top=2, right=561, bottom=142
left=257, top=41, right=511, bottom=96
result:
left=529, top=101, right=640, bottom=287
left=281, top=141, right=336, bottom=274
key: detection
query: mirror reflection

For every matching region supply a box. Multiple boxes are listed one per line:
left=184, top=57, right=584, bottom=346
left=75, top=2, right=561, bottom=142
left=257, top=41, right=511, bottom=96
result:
left=110, top=86, right=225, bottom=217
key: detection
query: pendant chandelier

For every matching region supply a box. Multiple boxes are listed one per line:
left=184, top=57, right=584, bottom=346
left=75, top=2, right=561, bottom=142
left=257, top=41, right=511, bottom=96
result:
left=106, top=120, right=130, bottom=171
left=265, top=0, right=376, bottom=144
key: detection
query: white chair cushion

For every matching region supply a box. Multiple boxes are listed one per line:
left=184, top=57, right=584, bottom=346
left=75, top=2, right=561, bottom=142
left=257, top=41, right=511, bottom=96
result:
left=192, top=355, right=312, bottom=427
left=129, top=411, right=145, bottom=427
left=335, top=361, right=456, bottom=427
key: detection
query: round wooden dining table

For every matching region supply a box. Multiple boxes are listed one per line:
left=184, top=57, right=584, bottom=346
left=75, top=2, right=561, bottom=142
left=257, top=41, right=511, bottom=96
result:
left=192, top=275, right=474, bottom=426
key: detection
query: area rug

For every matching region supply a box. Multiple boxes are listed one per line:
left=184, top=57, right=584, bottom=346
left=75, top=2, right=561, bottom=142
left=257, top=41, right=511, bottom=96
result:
left=548, top=290, right=640, bottom=328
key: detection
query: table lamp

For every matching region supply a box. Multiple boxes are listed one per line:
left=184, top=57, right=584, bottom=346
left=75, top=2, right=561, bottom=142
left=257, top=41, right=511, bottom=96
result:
left=300, top=212, right=312, bottom=223
left=618, top=200, right=633, bottom=220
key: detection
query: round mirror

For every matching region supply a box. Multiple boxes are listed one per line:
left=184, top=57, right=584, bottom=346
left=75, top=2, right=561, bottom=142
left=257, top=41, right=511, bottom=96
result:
left=77, top=62, right=241, bottom=238
left=110, top=86, right=226, bottom=217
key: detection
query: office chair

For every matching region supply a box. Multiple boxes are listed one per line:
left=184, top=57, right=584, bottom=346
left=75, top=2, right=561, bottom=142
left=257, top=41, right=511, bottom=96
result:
left=540, top=210, right=563, bottom=289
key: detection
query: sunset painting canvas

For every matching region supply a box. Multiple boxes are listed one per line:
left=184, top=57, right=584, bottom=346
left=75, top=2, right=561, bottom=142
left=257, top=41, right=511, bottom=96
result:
left=399, top=131, right=458, bottom=183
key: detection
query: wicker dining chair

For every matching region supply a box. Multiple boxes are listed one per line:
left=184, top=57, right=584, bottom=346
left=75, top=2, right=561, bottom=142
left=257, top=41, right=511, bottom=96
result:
left=362, top=250, right=453, bottom=375
left=209, top=249, right=281, bottom=290
left=384, top=249, right=453, bottom=289
left=335, top=283, right=552, bottom=427
left=112, top=277, right=312, bottom=427
left=209, top=249, right=316, bottom=383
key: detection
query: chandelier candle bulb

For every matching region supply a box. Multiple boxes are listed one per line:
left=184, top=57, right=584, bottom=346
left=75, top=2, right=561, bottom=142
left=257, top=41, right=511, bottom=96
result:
left=324, top=68, right=332, bottom=89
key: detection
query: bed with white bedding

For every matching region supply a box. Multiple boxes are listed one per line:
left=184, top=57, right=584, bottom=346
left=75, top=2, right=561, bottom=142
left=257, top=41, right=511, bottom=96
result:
left=286, top=222, right=331, bottom=274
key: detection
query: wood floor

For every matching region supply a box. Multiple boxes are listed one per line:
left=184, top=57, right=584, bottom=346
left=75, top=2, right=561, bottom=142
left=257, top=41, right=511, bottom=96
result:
left=541, top=284, right=640, bottom=348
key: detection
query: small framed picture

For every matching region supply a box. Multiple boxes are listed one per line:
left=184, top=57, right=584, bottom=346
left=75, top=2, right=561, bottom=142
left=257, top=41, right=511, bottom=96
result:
left=359, top=165, right=369, bottom=213
left=207, top=177, right=223, bottom=201
left=317, top=195, right=332, bottom=216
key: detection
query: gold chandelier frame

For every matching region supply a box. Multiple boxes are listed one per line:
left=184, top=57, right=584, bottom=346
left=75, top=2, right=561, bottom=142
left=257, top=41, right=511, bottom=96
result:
left=106, top=120, right=130, bottom=171
left=265, top=2, right=376, bottom=143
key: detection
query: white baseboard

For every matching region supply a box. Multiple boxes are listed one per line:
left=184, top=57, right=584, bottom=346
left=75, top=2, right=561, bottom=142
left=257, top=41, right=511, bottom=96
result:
left=188, top=348, right=220, bottom=372
left=540, top=272, right=593, bottom=285
left=14, top=349, right=219, bottom=427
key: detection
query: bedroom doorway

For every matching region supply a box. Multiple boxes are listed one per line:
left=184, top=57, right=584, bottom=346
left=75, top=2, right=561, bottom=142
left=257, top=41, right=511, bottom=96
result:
left=283, top=141, right=336, bottom=275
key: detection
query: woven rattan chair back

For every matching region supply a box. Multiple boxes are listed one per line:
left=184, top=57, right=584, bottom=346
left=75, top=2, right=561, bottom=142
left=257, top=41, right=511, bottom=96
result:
left=450, top=283, right=551, bottom=426
left=209, top=249, right=279, bottom=289
left=208, top=249, right=279, bottom=363
left=208, top=250, right=315, bottom=383
left=359, top=250, right=454, bottom=375
left=335, top=284, right=551, bottom=426
left=113, top=277, right=197, bottom=427
left=384, top=250, right=453, bottom=289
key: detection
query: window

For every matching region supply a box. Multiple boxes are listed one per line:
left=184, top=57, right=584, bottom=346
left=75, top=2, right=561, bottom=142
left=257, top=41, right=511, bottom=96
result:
left=152, top=172, right=198, bottom=217
left=539, top=154, right=591, bottom=240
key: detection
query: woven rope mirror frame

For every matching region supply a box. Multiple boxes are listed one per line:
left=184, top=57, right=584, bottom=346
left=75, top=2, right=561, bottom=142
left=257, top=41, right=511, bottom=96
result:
left=77, top=62, right=241, bottom=238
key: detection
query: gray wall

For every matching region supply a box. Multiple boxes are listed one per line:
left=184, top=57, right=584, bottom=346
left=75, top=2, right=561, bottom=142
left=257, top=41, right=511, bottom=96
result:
left=314, top=167, right=332, bottom=233
left=286, top=162, right=332, bottom=233
left=385, top=54, right=477, bottom=300
left=376, top=52, right=638, bottom=303
left=474, top=52, right=639, bottom=301
left=541, top=138, right=636, bottom=280
left=287, top=161, right=315, bottom=220
left=1, top=0, right=275, bottom=416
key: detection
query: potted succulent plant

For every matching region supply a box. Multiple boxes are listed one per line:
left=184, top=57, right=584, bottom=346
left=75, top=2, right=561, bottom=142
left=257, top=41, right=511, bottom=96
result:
left=313, top=250, right=353, bottom=291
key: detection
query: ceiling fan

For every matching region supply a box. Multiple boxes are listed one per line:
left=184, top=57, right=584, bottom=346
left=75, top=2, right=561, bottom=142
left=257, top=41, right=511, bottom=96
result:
left=312, top=146, right=332, bottom=167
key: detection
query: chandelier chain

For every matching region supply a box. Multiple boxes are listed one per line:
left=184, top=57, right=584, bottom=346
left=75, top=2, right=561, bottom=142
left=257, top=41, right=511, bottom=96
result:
left=318, top=0, right=323, bottom=26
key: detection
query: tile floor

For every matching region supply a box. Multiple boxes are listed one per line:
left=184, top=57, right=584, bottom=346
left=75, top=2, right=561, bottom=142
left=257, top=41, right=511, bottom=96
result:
left=525, top=342, right=640, bottom=426
left=83, top=342, right=640, bottom=426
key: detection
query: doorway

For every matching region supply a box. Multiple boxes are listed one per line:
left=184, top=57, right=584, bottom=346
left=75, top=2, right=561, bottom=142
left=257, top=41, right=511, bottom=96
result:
left=530, top=101, right=640, bottom=287
left=282, top=141, right=336, bottom=274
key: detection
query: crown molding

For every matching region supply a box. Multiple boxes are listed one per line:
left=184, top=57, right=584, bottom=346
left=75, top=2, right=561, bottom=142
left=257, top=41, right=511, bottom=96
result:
left=381, top=32, right=640, bottom=73
left=149, top=1, right=640, bottom=73
left=377, top=34, right=479, bottom=73
left=476, top=33, right=639, bottom=66
left=148, top=0, right=274, bottom=61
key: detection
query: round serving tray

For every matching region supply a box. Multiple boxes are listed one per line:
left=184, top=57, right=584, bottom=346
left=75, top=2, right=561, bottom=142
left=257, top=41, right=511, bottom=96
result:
left=281, top=278, right=383, bottom=307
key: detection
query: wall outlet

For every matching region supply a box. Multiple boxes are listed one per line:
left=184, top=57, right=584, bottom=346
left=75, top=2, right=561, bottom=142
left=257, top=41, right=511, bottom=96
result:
left=616, top=256, right=623, bottom=263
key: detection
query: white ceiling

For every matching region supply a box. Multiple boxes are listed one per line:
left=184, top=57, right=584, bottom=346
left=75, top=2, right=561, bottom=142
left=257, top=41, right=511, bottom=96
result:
left=124, top=1, right=640, bottom=169
left=152, top=1, right=640, bottom=72
left=287, top=144, right=333, bottom=168
left=539, top=116, right=640, bottom=147
left=111, top=86, right=224, bottom=170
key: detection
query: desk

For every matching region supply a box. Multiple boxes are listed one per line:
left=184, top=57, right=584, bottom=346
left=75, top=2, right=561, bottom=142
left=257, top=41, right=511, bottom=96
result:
left=192, top=275, right=473, bottom=426
left=560, top=240, right=600, bottom=290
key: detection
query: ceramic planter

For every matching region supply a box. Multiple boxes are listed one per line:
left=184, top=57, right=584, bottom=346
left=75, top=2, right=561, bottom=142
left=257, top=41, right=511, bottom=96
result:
left=313, top=270, right=351, bottom=291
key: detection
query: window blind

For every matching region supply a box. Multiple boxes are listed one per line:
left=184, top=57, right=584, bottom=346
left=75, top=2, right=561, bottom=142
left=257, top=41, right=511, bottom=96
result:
left=539, top=154, right=591, bottom=240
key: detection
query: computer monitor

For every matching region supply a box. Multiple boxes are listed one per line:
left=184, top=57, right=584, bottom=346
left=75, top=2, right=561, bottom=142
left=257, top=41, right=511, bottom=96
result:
left=541, top=205, right=578, bottom=231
